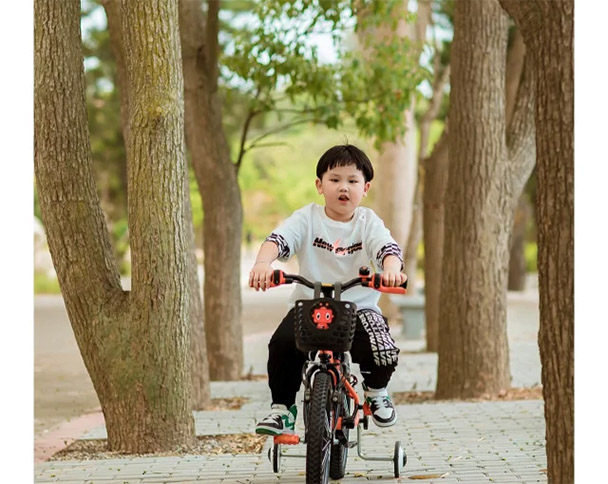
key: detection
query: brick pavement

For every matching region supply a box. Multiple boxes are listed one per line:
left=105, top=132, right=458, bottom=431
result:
left=35, top=286, right=546, bottom=483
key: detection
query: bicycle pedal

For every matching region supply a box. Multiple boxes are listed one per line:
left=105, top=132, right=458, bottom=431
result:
left=274, top=434, right=300, bottom=445
left=348, top=441, right=357, bottom=448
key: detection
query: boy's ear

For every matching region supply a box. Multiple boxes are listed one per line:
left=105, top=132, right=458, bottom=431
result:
left=315, top=178, right=323, bottom=194
left=363, top=181, right=371, bottom=196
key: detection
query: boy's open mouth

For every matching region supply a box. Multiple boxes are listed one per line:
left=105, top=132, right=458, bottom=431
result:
left=338, top=195, right=349, bottom=201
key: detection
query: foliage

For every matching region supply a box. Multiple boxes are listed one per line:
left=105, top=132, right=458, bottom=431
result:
left=34, top=273, right=61, bottom=294
left=222, top=0, right=430, bottom=154
left=525, top=242, right=538, bottom=273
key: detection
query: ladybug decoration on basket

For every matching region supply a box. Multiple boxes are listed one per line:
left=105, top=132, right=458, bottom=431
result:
left=311, top=301, right=335, bottom=330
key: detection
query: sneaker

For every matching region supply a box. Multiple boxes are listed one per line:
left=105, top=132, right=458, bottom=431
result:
left=363, top=384, right=397, bottom=427
left=255, top=404, right=297, bottom=436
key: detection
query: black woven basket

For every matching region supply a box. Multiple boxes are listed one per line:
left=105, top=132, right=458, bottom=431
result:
left=294, top=298, right=357, bottom=353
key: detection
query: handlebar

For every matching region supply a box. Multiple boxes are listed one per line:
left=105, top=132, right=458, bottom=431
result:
left=269, top=267, right=408, bottom=295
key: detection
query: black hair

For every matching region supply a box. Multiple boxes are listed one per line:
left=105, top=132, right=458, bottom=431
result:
left=315, top=144, right=374, bottom=182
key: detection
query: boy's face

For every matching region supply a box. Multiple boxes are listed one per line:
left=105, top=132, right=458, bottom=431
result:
left=315, top=164, right=371, bottom=222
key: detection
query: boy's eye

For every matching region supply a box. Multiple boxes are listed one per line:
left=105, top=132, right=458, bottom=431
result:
left=330, top=179, right=339, bottom=182
left=349, top=180, right=358, bottom=184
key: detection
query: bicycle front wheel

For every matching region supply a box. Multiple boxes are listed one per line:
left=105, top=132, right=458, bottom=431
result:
left=329, top=389, right=350, bottom=479
left=306, top=371, right=332, bottom=484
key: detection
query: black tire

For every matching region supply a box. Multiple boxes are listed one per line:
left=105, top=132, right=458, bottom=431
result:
left=329, top=390, right=350, bottom=479
left=272, top=443, right=281, bottom=473
left=306, top=372, right=332, bottom=484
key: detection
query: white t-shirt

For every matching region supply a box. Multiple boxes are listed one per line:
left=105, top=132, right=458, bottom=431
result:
left=267, top=203, right=403, bottom=313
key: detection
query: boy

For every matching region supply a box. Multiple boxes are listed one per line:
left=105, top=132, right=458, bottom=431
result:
left=250, top=144, right=407, bottom=436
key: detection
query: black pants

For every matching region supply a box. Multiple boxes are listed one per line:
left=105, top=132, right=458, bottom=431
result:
left=268, top=307, right=400, bottom=407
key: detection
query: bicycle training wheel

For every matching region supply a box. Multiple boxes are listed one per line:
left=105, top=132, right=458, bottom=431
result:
left=329, top=390, right=350, bottom=479
left=306, top=372, right=332, bottom=484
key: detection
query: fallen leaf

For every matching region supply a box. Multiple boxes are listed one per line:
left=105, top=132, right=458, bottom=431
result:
left=354, top=472, right=367, bottom=477
left=408, top=472, right=450, bottom=480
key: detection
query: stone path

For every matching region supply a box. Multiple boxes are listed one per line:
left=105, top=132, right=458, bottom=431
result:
left=34, top=277, right=547, bottom=483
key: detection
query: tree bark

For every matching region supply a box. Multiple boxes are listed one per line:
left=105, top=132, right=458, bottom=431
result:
left=422, top=130, right=449, bottom=352
left=35, top=0, right=195, bottom=452
left=423, top=26, right=529, bottom=353
left=436, top=0, right=535, bottom=399
left=500, top=1, right=574, bottom=482
left=179, top=0, right=244, bottom=381
left=103, top=0, right=210, bottom=409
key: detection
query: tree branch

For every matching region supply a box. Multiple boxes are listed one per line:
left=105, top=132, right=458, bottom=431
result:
left=245, top=117, right=318, bottom=153
left=205, top=0, right=220, bottom=92
left=506, top=52, right=536, bottom=196
left=235, top=108, right=260, bottom=173
left=423, top=122, right=449, bottom=167
left=505, top=28, right=526, bottom=126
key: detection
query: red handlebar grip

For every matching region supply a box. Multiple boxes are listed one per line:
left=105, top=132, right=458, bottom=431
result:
left=370, top=274, right=407, bottom=294
left=378, top=286, right=407, bottom=295
left=269, top=270, right=286, bottom=287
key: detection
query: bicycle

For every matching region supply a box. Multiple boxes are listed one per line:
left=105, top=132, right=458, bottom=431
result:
left=264, top=266, right=408, bottom=483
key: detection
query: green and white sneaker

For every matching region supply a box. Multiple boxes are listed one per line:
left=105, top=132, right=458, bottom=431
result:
left=363, top=384, right=397, bottom=427
left=255, top=404, right=297, bottom=436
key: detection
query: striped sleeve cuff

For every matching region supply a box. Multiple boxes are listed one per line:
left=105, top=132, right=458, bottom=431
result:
left=376, top=243, right=404, bottom=270
left=265, top=233, right=290, bottom=260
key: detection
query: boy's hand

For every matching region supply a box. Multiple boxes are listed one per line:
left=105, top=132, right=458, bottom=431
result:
left=381, top=269, right=408, bottom=288
left=249, top=262, right=274, bottom=291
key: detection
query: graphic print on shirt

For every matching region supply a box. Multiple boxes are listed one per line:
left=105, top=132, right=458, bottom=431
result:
left=312, top=236, right=363, bottom=256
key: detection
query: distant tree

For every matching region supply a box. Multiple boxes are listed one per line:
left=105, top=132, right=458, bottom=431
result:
left=500, top=1, right=574, bottom=481
left=357, top=0, right=431, bottom=322
left=35, top=0, right=195, bottom=452
left=436, top=0, right=535, bottom=398
left=179, top=0, right=244, bottom=381
left=508, top=192, right=531, bottom=291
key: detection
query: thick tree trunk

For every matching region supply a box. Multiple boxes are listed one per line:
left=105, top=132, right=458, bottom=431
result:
left=35, top=0, right=195, bottom=452
left=423, top=27, right=529, bottom=353
left=422, top=132, right=449, bottom=352
left=103, top=0, right=210, bottom=409
left=436, top=0, right=535, bottom=399
left=500, top=1, right=574, bottom=482
left=179, top=0, right=244, bottom=381
left=508, top=193, right=530, bottom=291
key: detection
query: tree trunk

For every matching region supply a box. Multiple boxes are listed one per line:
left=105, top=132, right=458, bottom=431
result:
left=508, top=193, right=530, bottom=291
left=423, top=27, right=528, bottom=353
left=185, top=175, right=211, bottom=407
left=370, top=1, right=430, bottom=316
left=103, top=0, right=210, bottom=409
left=179, top=0, right=244, bottom=381
left=403, top=166, right=423, bottom=290
left=436, top=0, right=535, bottom=399
left=422, top=132, right=449, bottom=352
left=35, top=0, right=195, bottom=453
left=500, top=1, right=574, bottom=482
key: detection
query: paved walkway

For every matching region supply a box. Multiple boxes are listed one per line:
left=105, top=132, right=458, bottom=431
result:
left=34, top=279, right=546, bottom=483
